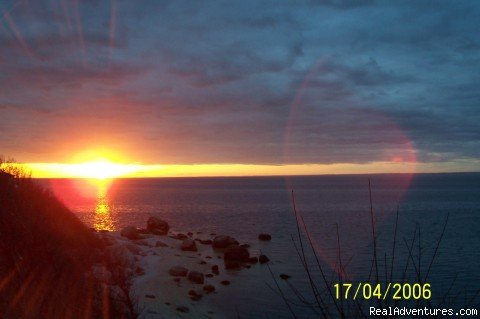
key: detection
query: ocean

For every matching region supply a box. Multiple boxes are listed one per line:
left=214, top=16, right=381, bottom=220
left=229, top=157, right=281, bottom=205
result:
left=38, top=173, right=480, bottom=317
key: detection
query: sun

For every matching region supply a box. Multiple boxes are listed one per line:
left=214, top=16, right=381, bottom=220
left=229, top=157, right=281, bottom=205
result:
left=61, top=149, right=144, bottom=179
left=71, top=159, right=121, bottom=179
left=66, top=158, right=139, bottom=180
left=24, top=150, right=147, bottom=179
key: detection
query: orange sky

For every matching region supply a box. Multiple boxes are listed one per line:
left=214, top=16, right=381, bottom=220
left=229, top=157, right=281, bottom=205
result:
left=21, top=159, right=480, bottom=179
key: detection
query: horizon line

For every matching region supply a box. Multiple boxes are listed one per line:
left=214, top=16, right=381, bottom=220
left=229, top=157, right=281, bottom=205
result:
left=19, top=161, right=480, bottom=179
left=29, top=170, right=480, bottom=180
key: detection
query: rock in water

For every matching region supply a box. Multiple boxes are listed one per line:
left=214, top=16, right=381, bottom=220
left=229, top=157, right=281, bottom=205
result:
left=181, top=238, right=198, bottom=252
left=169, top=266, right=188, bottom=277
left=147, top=217, right=169, bottom=235
left=258, top=233, right=272, bottom=241
left=212, top=235, right=239, bottom=249
left=120, top=226, right=141, bottom=240
left=280, top=274, right=291, bottom=280
left=187, top=271, right=205, bottom=284
left=259, top=254, right=270, bottom=264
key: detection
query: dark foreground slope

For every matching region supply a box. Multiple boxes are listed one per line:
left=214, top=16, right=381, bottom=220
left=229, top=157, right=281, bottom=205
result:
left=0, top=171, right=128, bottom=318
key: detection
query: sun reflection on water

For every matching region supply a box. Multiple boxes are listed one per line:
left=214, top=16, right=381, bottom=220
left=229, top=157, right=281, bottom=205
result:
left=93, top=180, right=115, bottom=231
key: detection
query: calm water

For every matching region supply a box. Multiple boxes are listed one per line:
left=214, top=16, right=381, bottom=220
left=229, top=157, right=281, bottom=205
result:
left=39, top=173, right=480, bottom=317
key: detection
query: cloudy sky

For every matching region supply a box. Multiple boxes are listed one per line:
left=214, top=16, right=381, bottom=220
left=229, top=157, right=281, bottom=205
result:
left=1, top=0, right=479, bottom=173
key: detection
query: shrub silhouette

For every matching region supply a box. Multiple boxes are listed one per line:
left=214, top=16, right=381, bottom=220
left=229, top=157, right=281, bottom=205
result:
left=0, top=157, right=126, bottom=318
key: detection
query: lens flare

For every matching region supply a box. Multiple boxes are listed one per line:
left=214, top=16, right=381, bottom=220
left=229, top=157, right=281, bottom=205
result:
left=283, top=58, right=418, bottom=277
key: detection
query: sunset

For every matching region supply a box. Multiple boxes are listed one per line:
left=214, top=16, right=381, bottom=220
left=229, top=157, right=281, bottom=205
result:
left=1, top=1, right=479, bottom=318
left=0, top=1, right=479, bottom=175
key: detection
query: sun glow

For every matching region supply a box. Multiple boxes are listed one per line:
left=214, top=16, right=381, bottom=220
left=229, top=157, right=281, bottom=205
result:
left=66, top=159, right=133, bottom=180
left=25, top=158, right=144, bottom=179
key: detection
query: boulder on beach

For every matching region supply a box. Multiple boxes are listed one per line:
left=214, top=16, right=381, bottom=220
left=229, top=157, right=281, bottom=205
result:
left=211, top=265, right=219, bottom=275
left=147, top=217, right=170, bottom=235
left=169, top=266, right=189, bottom=277
left=188, top=289, right=202, bottom=301
left=181, top=238, right=197, bottom=252
left=203, top=284, right=215, bottom=294
left=155, top=240, right=168, bottom=247
left=176, top=306, right=189, bottom=313
left=187, top=271, right=204, bottom=284
left=135, top=266, right=145, bottom=276
left=196, top=239, right=213, bottom=245
left=170, top=233, right=188, bottom=240
left=120, top=226, right=141, bottom=240
left=224, top=260, right=240, bottom=269
left=224, top=244, right=250, bottom=269
left=259, top=254, right=270, bottom=264
left=135, top=239, right=152, bottom=247
left=258, top=233, right=272, bottom=241
left=224, top=245, right=249, bottom=262
left=124, top=242, right=142, bottom=255
left=212, top=235, right=239, bottom=249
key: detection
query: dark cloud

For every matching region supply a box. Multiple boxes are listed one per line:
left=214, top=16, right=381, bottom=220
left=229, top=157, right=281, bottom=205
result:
left=0, top=0, right=479, bottom=169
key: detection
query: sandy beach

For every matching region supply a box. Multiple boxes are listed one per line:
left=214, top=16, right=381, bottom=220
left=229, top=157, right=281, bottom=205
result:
left=96, top=218, right=271, bottom=318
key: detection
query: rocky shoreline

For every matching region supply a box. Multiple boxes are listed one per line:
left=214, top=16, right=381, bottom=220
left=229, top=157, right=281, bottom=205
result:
left=93, top=217, right=273, bottom=318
